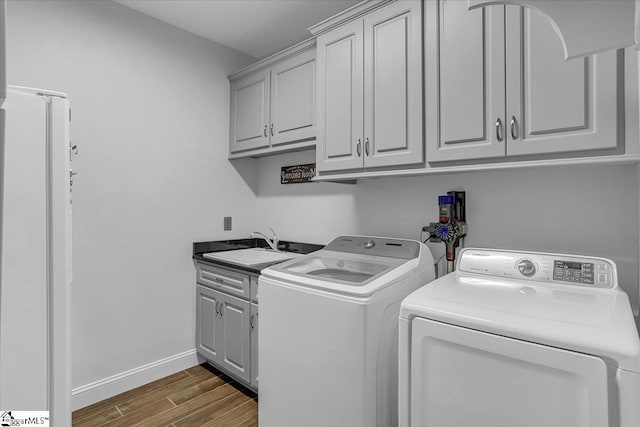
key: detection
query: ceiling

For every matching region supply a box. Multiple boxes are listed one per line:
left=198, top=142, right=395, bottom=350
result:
left=115, top=0, right=361, bottom=59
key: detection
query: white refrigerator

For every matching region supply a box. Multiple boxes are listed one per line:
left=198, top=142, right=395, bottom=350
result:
left=0, top=1, right=74, bottom=424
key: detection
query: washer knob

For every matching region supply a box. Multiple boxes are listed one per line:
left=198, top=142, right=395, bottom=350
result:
left=364, top=240, right=375, bottom=249
left=517, top=259, right=536, bottom=277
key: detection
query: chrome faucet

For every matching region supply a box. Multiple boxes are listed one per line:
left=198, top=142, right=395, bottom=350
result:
left=251, top=228, right=279, bottom=251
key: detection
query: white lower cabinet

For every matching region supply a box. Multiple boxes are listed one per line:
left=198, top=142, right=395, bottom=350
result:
left=218, top=292, right=251, bottom=383
left=196, top=285, right=222, bottom=362
left=250, top=303, right=259, bottom=388
left=196, top=261, right=258, bottom=391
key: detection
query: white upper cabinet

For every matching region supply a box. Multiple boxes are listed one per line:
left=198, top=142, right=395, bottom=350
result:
left=363, top=1, right=423, bottom=168
left=505, top=6, right=619, bottom=156
left=469, top=0, right=636, bottom=60
left=269, top=49, right=316, bottom=147
left=316, top=20, right=365, bottom=172
left=230, top=70, right=270, bottom=153
left=425, top=2, right=622, bottom=164
left=228, top=41, right=316, bottom=157
left=314, top=0, right=423, bottom=173
left=425, top=1, right=506, bottom=162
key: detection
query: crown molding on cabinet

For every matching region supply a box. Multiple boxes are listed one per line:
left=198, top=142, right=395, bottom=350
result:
left=228, top=37, right=316, bottom=82
left=308, top=0, right=396, bottom=36
left=468, top=0, right=636, bottom=60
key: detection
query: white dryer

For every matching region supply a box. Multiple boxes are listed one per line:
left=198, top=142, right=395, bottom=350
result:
left=259, top=236, right=435, bottom=427
left=399, top=248, right=640, bottom=427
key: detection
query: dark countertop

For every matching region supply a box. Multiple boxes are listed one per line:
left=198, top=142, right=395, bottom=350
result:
left=193, top=238, right=323, bottom=274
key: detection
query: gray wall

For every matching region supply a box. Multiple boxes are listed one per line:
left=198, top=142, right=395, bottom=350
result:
left=6, top=0, right=255, bottom=390
left=254, top=150, right=640, bottom=313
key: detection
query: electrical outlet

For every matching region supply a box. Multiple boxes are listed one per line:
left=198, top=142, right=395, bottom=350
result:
left=224, top=216, right=232, bottom=231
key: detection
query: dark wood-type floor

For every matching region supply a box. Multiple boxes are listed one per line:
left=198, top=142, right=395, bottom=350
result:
left=72, top=364, right=258, bottom=427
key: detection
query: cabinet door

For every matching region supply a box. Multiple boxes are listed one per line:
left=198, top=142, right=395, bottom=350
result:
left=196, top=285, right=222, bottom=363
left=505, top=6, right=619, bottom=156
left=218, top=292, right=251, bottom=383
left=270, top=49, right=316, bottom=146
left=316, top=19, right=365, bottom=172
left=229, top=70, right=270, bottom=153
left=363, top=0, right=424, bottom=168
left=250, top=303, right=259, bottom=388
left=425, top=0, right=506, bottom=162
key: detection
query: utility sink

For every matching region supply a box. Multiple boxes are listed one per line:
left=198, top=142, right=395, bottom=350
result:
left=202, top=248, right=303, bottom=267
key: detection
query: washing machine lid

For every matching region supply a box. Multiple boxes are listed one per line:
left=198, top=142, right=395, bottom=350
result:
left=261, top=236, right=430, bottom=297
left=400, top=248, right=640, bottom=372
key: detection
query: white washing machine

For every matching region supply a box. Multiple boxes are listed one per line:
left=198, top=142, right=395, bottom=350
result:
left=399, top=248, right=640, bottom=427
left=259, top=235, right=435, bottom=427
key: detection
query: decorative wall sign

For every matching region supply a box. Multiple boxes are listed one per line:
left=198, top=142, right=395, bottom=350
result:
left=281, top=163, right=316, bottom=184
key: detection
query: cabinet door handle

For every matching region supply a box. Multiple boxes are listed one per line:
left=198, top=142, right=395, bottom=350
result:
left=263, top=125, right=267, bottom=137
left=218, top=303, right=224, bottom=318
left=270, top=123, right=274, bottom=136
left=356, top=139, right=362, bottom=157
left=496, top=118, right=503, bottom=142
left=510, top=116, right=519, bottom=140
left=215, top=301, right=220, bottom=315
left=365, top=138, right=370, bottom=156
left=250, top=314, right=255, bottom=330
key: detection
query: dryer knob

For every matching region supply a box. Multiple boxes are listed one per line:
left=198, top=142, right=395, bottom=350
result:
left=517, top=259, right=536, bottom=277
left=364, top=240, right=375, bottom=249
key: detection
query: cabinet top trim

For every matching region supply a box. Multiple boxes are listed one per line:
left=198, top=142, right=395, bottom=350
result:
left=228, top=37, right=316, bottom=81
left=308, top=0, right=396, bottom=36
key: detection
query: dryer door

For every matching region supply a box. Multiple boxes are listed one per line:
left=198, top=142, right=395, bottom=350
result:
left=409, top=317, right=609, bottom=427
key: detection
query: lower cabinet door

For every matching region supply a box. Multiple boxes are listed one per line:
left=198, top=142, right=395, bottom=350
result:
left=250, top=303, right=259, bottom=388
left=218, top=292, right=252, bottom=383
left=196, top=285, right=222, bottom=363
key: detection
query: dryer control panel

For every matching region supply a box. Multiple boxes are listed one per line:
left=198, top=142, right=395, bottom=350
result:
left=458, top=249, right=617, bottom=289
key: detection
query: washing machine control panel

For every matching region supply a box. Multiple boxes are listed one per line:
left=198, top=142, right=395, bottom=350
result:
left=458, top=249, right=616, bottom=289
left=324, top=236, right=421, bottom=260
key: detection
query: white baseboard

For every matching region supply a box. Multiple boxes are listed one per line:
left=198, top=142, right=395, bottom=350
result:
left=71, top=349, right=203, bottom=411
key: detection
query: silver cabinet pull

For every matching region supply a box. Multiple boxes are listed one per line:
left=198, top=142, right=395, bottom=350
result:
left=510, top=116, right=519, bottom=140
left=215, top=301, right=220, bottom=316
left=263, top=125, right=267, bottom=137
left=219, top=303, right=224, bottom=317
left=356, top=139, right=362, bottom=157
left=496, top=118, right=503, bottom=142
left=250, top=314, right=255, bottom=330
left=270, top=123, right=274, bottom=136
left=365, top=138, right=370, bottom=156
